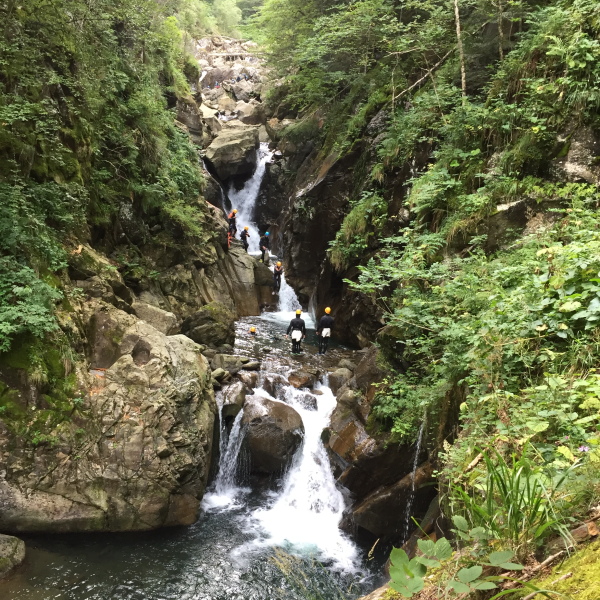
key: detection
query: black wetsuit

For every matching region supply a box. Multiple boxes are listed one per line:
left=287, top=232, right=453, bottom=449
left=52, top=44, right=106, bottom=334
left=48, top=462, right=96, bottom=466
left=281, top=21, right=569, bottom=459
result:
left=286, top=316, right=306, bottom=353
left=228, top=212, right=237, bottom=235
left=273, top=265, right=283, bottom=292
left=317, top=314, right=334, bottom=354
left=240, top=230, right=250, bottom=251
left=259, top=235, right=270, bottom=262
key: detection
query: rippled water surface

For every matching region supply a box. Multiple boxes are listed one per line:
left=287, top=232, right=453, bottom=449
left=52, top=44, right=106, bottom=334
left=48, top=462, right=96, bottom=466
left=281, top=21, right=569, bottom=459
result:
left=1, top=313, right=379, bottom=600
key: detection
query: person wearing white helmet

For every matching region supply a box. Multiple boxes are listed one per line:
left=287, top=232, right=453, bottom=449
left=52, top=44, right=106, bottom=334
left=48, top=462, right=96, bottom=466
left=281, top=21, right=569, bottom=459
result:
left=286, top=309, right=306, bottom=354
left=317, top=307, right=334, bottom=354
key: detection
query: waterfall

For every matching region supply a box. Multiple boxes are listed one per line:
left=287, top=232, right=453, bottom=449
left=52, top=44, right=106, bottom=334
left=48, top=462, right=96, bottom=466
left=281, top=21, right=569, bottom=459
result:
left=401, top=412, right=427, bottom=543
left=203, top=402, right=249, bottom=510
left=277, top=273, right=301, bottom=312
left=239, top=382, right=358, bottom=571
left=227, top=143, right=273, bottom=254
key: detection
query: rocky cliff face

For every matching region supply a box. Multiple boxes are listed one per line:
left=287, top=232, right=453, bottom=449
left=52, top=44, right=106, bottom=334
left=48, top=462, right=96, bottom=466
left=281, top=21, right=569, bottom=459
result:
left=324, top=348, right=437, bottom=544
left=0, top=220, right=274, bottom=532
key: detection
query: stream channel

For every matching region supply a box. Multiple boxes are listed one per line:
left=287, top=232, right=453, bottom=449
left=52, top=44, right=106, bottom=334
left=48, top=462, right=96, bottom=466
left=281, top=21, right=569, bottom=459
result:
left=0, top=145, right=382, bottom=600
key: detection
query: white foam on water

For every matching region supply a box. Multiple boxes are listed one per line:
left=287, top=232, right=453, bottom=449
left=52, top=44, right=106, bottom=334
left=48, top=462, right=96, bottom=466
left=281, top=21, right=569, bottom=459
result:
left=242, top=383, right=359, bottom=571
left=227, top=143, right=273, bottom=254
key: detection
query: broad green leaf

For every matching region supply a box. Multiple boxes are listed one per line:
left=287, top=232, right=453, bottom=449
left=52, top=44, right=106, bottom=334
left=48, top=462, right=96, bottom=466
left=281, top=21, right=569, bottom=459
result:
left=452, top=515, right=469, bottom=532
left=390, top=547, right=409, bottom=567
left=487, top=551, right=514, bottom=566
left=498, top=562, right=525, bottom=571
left=434, top=537, right=453, bottom=560
left=389, top=581, right=414, bottom=598
left=473, top=581, right=497, bottom=590
left=556, top=446, right=576, bottom=462
left=447, top=580, right=471, bottom=594
left=414, top=556, right=440, bottom=568
left=417, top=538, right=435, bottom=556
left=458, top=565, right=483, bottom=584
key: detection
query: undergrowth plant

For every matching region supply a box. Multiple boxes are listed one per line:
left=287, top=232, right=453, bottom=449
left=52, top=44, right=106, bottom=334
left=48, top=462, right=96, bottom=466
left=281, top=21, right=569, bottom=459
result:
left=448, top=447, right=575, bottom=560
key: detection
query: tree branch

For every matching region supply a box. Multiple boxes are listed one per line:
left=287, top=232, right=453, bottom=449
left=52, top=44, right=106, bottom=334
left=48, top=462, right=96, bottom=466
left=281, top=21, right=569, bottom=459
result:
left=392, top=48, right=455, bottom=101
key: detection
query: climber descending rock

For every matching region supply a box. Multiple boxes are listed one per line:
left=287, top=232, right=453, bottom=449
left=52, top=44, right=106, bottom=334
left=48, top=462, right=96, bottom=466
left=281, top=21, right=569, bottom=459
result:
left=273, top=261, right=283, bottom=295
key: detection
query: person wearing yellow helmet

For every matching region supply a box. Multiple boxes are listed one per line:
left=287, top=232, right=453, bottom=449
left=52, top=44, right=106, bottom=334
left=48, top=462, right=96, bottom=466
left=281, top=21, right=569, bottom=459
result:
left=317, top=307, right=334, bottom=354
left=286, top=309, right=306, bottom=354
left=273, top=260, right=284, bottom=294
left=240, top=225, right=250, bottom=252
left=227, top=209, right=238, bottom=236
left=249, top=326, right=257, bottom=336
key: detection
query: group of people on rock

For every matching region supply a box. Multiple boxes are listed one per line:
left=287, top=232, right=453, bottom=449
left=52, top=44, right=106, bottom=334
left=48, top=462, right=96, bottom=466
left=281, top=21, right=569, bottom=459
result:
left=228, top=208, right=334, bottom=355
left=249, top=307, right=334, bottom=355
left=209, top=74, right=251, bottom=90
left=285, top=307, right=333, bottom=355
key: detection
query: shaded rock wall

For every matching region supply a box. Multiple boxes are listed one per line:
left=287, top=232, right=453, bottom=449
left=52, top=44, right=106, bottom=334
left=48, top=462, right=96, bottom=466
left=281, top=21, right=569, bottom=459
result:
left=0, top=301, right=216, bottom=533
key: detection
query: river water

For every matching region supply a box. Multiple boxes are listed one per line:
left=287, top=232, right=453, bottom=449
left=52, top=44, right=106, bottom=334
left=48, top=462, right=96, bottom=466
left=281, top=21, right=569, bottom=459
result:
left=0, top=313, right=376, bottom=600
left=0, top=145, right=381, bottom=600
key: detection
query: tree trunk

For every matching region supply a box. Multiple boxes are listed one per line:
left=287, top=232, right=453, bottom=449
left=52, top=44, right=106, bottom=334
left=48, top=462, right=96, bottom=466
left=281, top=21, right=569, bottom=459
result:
left=453, top=0, right=467, bottom=102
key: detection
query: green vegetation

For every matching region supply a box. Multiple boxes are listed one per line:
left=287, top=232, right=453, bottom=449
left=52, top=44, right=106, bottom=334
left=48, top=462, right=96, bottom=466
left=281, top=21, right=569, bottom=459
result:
left=256, top=0, right=600, bottom=592
left=0, top=0, right=233, bottom=352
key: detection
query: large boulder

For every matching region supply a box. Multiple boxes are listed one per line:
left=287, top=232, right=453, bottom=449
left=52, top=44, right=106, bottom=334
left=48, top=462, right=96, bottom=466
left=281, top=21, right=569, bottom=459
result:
left=218, top=95, right=237, bottom=113
left=236, top=100, right=265, bottom=125
left=221, top=380, right=248, bottom=419
left=176, top=96, right=204, bottom=146
left=0, top=534, right=25, bottom=579
left=552, top=127, right=600, bottom=184
left=0, top=301, right=217, bottom=533
left=241, top=397, right=304, bottom=475
left=132, top=300, right=179, bottom=335
left=181, top=302, right=236, bottom=348
left=349, top=462, right=436, bottom=540
left=230, top=80, right=254, bottom=102
left=288, top=369, right=318, bottom=389
left=211, top=353, right=244, bottom=375
left=204, top=126, right=259, bottom=180
left=328, top=368, right=353, bottom=394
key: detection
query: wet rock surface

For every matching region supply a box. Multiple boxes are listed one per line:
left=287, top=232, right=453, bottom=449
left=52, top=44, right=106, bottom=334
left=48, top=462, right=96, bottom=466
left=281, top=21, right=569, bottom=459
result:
left=0, top=300, right=217, bottom=533
left=0, top=534, right=25, bottom=579
left=241, top=396, right=304, bottom=476
left=182, top=302, right=236, bottom=348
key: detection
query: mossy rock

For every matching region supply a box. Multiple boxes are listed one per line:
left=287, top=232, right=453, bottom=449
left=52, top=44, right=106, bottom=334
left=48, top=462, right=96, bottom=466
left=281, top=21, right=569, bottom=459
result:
left=181, top=302, right=236, bottom=349
left=518, top=541, right=600, bottom=599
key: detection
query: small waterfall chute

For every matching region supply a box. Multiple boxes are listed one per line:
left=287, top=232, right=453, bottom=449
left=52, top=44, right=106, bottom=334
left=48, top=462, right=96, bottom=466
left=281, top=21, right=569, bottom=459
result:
left=401, top=411, right=427, bottom=543
left=227, top=143, right=273, bottom=254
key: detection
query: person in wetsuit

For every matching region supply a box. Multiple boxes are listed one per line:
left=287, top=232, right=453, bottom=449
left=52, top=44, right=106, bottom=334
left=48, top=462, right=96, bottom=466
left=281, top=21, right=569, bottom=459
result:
left=286, top=309, right=306, bottom=354
left=240, top=226, right=250, bottom=252
left=317, top=307, right=334, bottom=354
left=259, top=232, right=270, bottom=263
left=228, top=209, right=238, bottom=236
left=273, top=261, right=283, bottom=294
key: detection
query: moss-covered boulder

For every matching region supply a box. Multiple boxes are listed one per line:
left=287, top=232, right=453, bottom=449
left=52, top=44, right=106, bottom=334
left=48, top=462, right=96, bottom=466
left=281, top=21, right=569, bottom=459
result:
left=0, top=534, right=25, bottom=579
left=181, top=302, right=236, bottom=348
left=0, top=300, right=217, bottom=533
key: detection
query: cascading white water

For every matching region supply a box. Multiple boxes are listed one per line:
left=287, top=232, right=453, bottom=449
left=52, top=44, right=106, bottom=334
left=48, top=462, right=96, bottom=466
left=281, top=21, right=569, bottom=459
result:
left=277, top=273, right=301, bottom=312
left=401, top=413, right=427, bottom=543
left=202, top=401, right=249, bottom=510
left=227, top=143, right=273, bottom=254
left=244, top=381, right=358, bottom=571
